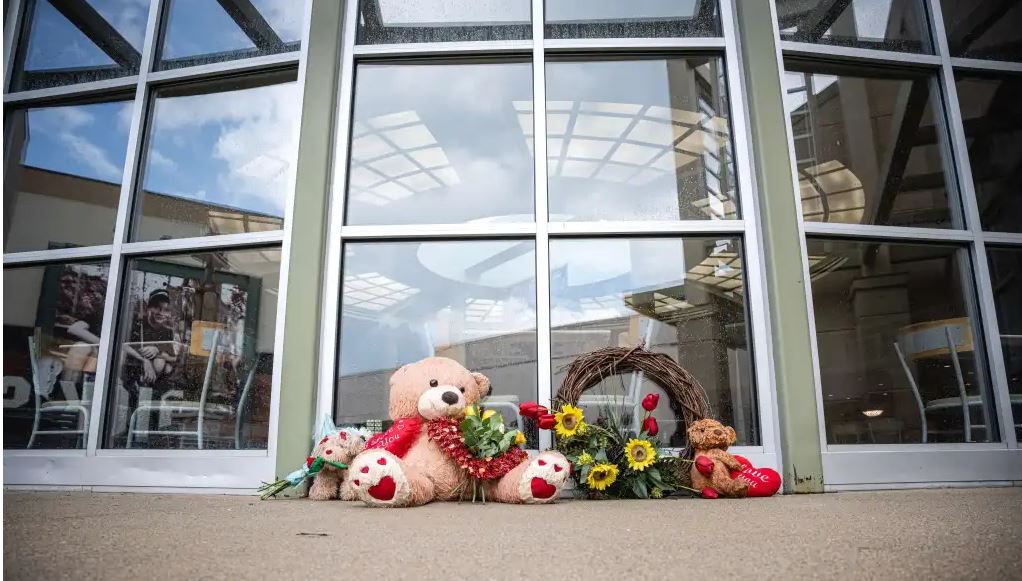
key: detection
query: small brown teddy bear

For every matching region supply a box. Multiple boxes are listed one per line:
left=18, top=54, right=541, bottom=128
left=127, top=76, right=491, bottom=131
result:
left=687, top=418, right=749, bottom=499
left=307, top=430, right=366, bottom=501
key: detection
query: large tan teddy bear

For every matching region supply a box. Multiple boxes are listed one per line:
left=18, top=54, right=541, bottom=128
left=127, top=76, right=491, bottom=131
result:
left=347, top=357, right=570, bottom=507
left=307, top=430, right=366, bottom=501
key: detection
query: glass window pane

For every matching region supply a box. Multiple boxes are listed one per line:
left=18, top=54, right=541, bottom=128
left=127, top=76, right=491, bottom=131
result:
left=986, top=246, right=1022, bottom=441
left=356, top=0, right=531, bottom=44
left=784, top=65, right=956, bottom=228
left=940, top=0, right=1022, bottom=62
left=808, top=238, right=997, bottom=444
left=345, top=61, right=534, bottom=226
left=156, top=0, right=302, bottom=71
left=550, top=237, right=757, bottom=446
left=103, top=247, right=281, bottom=449
left=4, top=261, right=109, bottom=449
left=4, top=99, right=133, bottom=253
left=132, top=72, right=299, bottom=242
left=336, top=240, right=538, bottom=446
left=10, top=0, right=151, bottom=91
left=775, top=0, right=932, bottom=53
left=954, top=73, right=1022, bottom=233
left=546, top=57, right=737, bottom=221
left=545, top=0, right=720, bottom=39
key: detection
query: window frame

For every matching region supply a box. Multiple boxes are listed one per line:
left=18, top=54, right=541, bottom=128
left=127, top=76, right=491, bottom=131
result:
left=772, top=0, right=1022, bottom=487
left=317, top=0, right=782, bottom=466
left=2, top=0, right=309, bottom=487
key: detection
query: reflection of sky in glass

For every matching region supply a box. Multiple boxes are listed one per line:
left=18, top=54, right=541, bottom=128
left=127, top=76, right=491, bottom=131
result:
left=141, top=80, right=300, bottom=219
left=546, top=0, right=700, bottom=21
left=161, top=0, right=302, bottom=61
left=544, top=59, right=736, bottom=221
left=372, top=0, right=530, bottom=25
left=339, top=241, right=537, bottom=376
left=22, top=0, right=149, bottom=70
left=22, top=101, right=133, bottom=184
left=345, top=62, right=534, bottom=225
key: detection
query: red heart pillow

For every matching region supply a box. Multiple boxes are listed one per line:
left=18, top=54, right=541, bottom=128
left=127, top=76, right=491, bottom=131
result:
left=730, top=455, right=781, bottom=497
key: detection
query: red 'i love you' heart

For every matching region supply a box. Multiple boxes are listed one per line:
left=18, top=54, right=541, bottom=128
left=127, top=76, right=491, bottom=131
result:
left=729, top=455, right=782, bottom=497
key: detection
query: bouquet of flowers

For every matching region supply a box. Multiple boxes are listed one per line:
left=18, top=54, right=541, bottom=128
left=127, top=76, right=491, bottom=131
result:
left=429, top=404, right=528, bottom=502
left=520, top=394, right=686, bottom=499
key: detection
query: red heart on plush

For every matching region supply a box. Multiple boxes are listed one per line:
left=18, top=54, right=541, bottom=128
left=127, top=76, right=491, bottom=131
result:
left=730, top=455, right=781, bottom=497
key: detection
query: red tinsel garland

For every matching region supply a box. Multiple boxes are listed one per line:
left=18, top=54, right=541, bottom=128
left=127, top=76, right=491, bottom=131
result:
left=426, top=418, right=528, bottom=480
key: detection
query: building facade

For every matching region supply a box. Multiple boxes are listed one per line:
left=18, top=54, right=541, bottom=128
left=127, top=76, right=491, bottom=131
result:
left=3, top=0, right=1020, bottom=493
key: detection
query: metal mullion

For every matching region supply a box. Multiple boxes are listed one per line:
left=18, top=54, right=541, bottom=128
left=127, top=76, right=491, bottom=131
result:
left=119, top=231, right=285, bottom=256
left=928, top=0, right=1017, bottom=448
left=721, top=0, right=779, bottom=455
left=316, top=0, right=359, bottom=420
left=3, top=0, right=25, bottom=92
left=353, top=40, right=533, bottom=59
left=146, top=51, right=301, bottom=85
left=548, top=220, right=744, bottom=236
left=84, top=0, right=163, bottom=456
left=803, top=221, right=974, bottom=242
left=4, top=245, right=115, bottom=265
left=340, top=223, right=538, bottom=240
left=544, top=37, right=725, bottom=52
left=532, top=0, right=553, bottom=451
left=982, top=232, right=1022, bottom=247
left=3, top=76, right=139, bottom=104
left=780, top=40, right=944, bottom=68
left=949, top=58, right=1022, bottom=74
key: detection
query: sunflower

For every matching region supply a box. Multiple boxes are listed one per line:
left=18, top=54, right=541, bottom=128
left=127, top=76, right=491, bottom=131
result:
left=577, top=451, right=594, bottom=466
left=554, top=404, right=586, bottom=438
left=586, top=463, right=618, bottom=491
left=624, top=439, right=657, bottom=471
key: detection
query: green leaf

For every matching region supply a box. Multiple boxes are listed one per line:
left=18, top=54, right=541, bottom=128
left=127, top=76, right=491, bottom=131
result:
left=595, top=449, right=608, bottom=463
left=630, top=477, right=648, bottom=499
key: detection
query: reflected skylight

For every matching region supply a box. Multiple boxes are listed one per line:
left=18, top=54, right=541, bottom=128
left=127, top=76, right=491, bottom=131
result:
left=343, top=272, right=420, bottom=311
left=521, top=95, right=736, bottom=220
left=349, top=111, right=460, bottom=207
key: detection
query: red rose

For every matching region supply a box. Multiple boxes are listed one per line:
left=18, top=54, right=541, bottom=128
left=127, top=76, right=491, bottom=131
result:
left=537, top=414, right=557, bottom=430
left=641, top=393, right=660, bottom=411
left=642, top=416, right=659, bottom=436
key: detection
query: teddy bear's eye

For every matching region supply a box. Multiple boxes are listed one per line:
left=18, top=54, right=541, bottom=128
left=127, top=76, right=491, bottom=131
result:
left=458, top=386, right=465, bottom=393
left=429, top=379, right=438, bottom=387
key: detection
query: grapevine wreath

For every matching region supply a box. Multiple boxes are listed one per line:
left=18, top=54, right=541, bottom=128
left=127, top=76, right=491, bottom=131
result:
left=555, top=345, right=712, bottom=461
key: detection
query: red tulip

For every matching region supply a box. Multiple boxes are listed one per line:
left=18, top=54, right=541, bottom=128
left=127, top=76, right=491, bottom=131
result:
left=537, top=414, right=557, bottom=430
left=519, top=402, right=540, bottom=418
left=642, top=416, right=659, bottom=436
left=641, top=393, right=660, bottom=411
left=533, top=405, right=549, bottom=417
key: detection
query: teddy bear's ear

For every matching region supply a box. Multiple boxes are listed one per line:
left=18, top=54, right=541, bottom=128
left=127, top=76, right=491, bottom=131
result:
left=726, top=426, right=737, bottom=445
left=471, top=372, right=492, bottom=396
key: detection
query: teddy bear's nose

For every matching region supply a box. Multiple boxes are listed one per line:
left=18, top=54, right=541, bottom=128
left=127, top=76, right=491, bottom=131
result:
left=714, top=429, right=723, bottom=436
left=441, top=391, right=460, bottom=405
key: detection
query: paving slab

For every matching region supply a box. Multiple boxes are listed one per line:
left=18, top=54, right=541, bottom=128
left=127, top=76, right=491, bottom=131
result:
left=4, top=488, right=1022, bottom=580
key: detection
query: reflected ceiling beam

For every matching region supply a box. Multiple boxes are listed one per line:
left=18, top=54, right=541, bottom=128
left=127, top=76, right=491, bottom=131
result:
left=50, top=0, right=140, bottom=68
left=867, top=78, right=929, bottom=225
left=464, top=243, right=532, bottom=282
left=216, top=0, right=284, bottom=50
left=947, top=0, right=1016, bottom=55
left=963, top=79, right=1022, bottom=183
left=794, top=0, right=853, bottom=43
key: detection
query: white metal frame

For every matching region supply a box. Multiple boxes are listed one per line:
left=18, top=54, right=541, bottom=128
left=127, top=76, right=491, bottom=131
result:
left=315, top=0, right=783, bottom=471
left=2, top=0, right=314, bottom=490
left=768, top=0, right=1022, bottom=488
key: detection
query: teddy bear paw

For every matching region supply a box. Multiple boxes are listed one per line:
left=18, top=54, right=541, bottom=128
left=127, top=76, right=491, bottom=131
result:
left=517, top=451, right=569, bottom=504
left=348, top=449, right=411, bottom=507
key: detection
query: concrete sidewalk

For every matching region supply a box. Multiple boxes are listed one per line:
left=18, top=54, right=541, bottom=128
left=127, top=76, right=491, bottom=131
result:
left=4, top=487, right=1021, bottom=580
